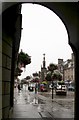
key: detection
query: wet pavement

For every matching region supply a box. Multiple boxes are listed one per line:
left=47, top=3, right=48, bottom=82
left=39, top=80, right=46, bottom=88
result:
left=10, top=86, right=74, bottom=119
left=40, top=90, right=74, bottom=110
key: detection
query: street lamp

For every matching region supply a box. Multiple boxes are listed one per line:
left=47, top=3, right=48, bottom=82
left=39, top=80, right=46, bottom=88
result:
left=51, top=72, right=54, bottom=100
left=60, top=64, right=64, bottom=81
left=52, top=78, right=54, bottom=100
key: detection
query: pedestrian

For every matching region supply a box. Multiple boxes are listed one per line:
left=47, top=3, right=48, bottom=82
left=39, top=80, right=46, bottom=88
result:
left=21, top=83, right=23, bottom=89
left=35, top=83, right=38, bottom=94
left=18, top=84, right=21, bottom=93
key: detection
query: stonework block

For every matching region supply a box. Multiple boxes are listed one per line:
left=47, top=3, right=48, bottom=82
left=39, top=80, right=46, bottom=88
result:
left=2, top=68, right=11, bottom=81
left=0, top=109, right=2, bottom=120
left=2, top=95, right=10, bottom=108
left=2, top=82, right=4, bottom=95
left=2, top=106, right=9, bottom=118
left=2, top=54, right=12, bottom=69
left=0, top=82, right=2, bottom=95
left=0, top=52, right=2, bottom=66
left=2, top=41, right=12, bottom=57
left=0, top=67, right=2, bottom=81
left=0, top=42, right=2, bottom=52
left=2, top=82, right=10, bottom=95
left=2, top=54, right=6, bottom=68
left=3, top=34, right=12, bottom=47
left=6, top=57, right=11, bottom=69
left=0, top=94, right=2, bottom=109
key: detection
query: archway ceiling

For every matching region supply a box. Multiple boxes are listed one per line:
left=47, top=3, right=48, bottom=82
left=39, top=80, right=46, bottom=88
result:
left=2, top=2, right=79, bottom=49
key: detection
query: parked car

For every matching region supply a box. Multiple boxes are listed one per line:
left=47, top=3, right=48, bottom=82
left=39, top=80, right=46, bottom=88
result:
left=68, top=85, right=75, bottom=91
left=40, top=84, right=48, bottom=92
left=55, top=81, right=67, bottom=95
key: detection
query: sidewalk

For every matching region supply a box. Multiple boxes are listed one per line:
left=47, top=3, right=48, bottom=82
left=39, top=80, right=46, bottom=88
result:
left=9, top=87, right=74, bottom=119
left=12, top=88, right=41, bottom=118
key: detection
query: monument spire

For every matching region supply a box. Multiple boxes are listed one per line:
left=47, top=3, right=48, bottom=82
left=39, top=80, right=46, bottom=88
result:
left=43, top=53, right=46, bottom=69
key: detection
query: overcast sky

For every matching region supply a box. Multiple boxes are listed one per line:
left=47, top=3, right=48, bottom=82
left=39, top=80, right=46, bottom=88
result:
left=18, top=3, right=72, bottom=79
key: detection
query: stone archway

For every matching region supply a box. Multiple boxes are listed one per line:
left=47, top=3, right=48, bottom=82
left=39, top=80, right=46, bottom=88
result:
left=2, top=2, right=79, bottom=119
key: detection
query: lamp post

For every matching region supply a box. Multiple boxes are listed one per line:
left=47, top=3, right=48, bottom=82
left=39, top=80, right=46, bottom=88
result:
left=61, top=64, right=64, bottom=81
left=63, top=66, right=64, bottom=81
left=51, top=72, right=54, bottom=100
left=52, top=78, right=54, bottom=100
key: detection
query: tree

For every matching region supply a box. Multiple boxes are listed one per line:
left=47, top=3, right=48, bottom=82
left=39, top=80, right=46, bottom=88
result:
left=52, top=70, right=62, bottom=81
left=52, top=72, right=62, bottom=81
left=15, top=50, right=31, bottom=77
left=32, top=72, right=39, bottom=83
left=46, top=63, right=58, bottom=81
left=15, top=67, right=23, bottom=77
left=32, top=72, right=39, bottom=77
left=46, top=63, right=58, bottom=99
left=45, top=71, right=51, bottom=81
left=17, top=49, right=31, bottom=67
left=48, top=63, right=58, bottom=73
left=26, top=76, right=31, bottom=80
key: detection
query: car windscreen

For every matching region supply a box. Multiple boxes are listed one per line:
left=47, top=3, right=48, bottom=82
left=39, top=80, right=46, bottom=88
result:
left=58, top=82, right=65, bottom=85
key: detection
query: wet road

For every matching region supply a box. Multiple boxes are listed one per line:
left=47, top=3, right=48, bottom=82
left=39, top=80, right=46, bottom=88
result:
left=12, top=86, right=74, bottom=118
left=13, top=88, right=53, bottom=118
left=40, top=89, right=74, bottom=110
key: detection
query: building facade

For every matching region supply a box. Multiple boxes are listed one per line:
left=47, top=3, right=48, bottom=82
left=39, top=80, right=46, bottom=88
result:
left=58, top=53, right=75, bottom=82
left=64, top=53, right=75, bottom=82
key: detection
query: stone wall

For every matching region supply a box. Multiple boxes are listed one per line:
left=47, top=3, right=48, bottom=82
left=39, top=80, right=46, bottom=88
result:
left=2, top=34, right=12, bottom=118
left=2, top=4, right=22, bottom=118
left=0, top=39, right=2, bottom=119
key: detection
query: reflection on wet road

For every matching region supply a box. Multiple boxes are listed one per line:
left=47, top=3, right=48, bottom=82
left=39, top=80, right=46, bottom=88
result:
left=30, top=97, right=45, bottom=104
left=13, top=89, right=54, bottom=118
left=24, top=91, right=45, bottom=105
left=13, top=87, right=74, bottom=118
